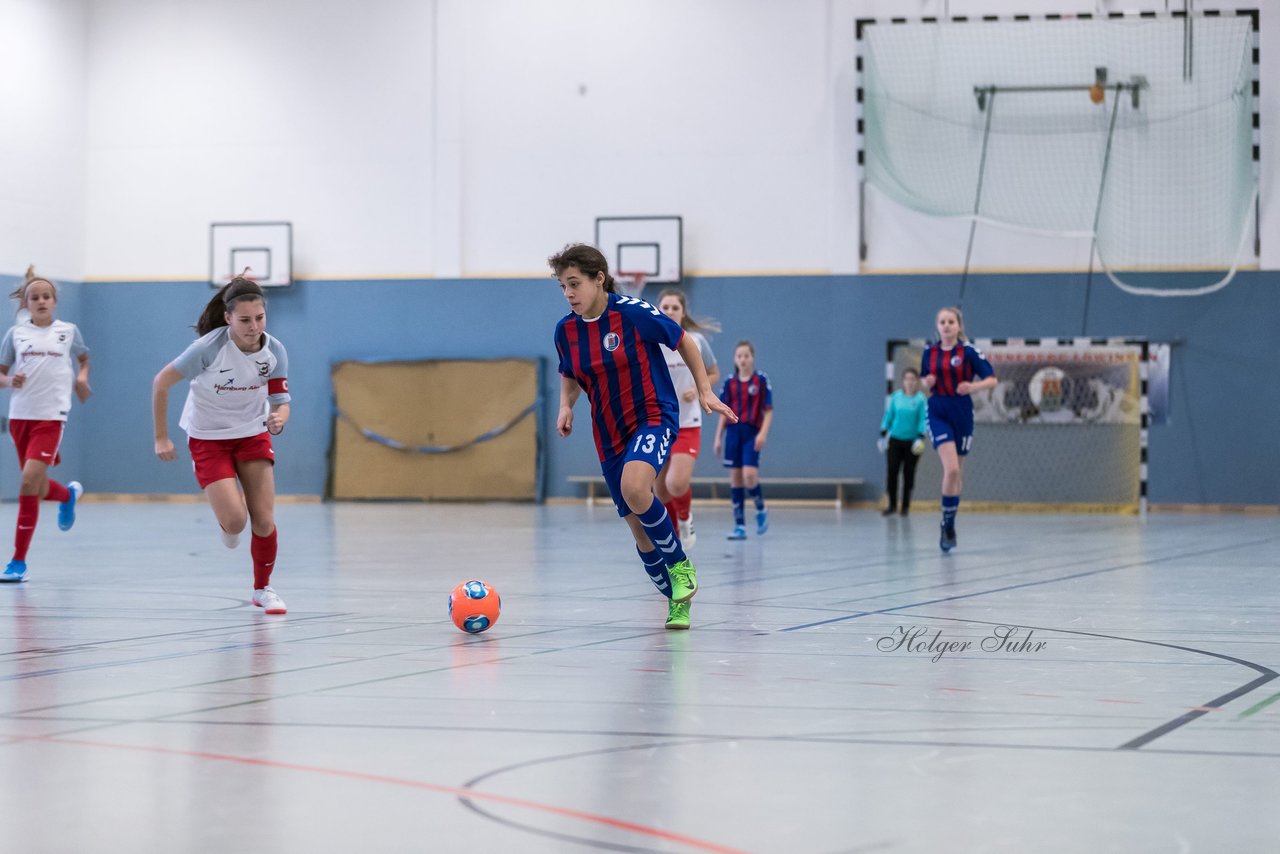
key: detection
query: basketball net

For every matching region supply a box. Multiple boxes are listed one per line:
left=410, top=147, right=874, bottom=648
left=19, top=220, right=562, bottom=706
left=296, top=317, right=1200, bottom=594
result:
left=616, top=271, right=647, bottom=300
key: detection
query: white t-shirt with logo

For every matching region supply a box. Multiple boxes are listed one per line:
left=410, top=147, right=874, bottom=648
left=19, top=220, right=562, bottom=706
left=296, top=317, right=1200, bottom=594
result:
left=660, top=329, right=716, bottom=428
left=0, top=319, right=89, bottom=422
left=173, top=327, right=291, bottom=440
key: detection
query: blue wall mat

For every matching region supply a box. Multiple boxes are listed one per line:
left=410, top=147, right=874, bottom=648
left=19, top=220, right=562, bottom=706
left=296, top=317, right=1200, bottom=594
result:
left=3, top=270, right=1272, bottom=505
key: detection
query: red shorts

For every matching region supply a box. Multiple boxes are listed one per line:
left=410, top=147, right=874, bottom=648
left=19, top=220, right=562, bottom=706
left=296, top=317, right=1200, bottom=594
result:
left=670, top=425, right=701, bottom=458
left=10, top=419, right=64, bottom=467
left=188, top=432, right=275, bottom=489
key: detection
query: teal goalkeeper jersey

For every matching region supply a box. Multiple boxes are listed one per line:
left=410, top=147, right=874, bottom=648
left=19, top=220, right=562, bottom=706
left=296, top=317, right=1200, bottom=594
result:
left=880, top=390, right=927, bottom=441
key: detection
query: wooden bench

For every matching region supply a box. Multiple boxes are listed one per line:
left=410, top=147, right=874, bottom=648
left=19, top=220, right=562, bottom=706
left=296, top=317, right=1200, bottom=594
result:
left=566, top=475, right=865, bottom=509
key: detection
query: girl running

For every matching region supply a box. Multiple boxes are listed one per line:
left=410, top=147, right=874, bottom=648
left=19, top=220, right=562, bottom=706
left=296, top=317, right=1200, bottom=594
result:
left=0, top=267, right=91, bottom=583
left=551, top=244, right=734, bottom=630
left=151, top=275, right=291, bottom=612
left=920, top=306, right=996, bottom=551
left=714, top=340, right=772, bottom=540
left=654, top=288, right=719, bottom=549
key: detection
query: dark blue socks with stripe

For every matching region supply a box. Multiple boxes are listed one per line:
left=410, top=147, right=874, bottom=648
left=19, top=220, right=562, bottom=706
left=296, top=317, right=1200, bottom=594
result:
left=637, top=546, right=671, bottom=597
left=638, top=497, right=687, bottom=567
left=941, top=495, right=959, bottom=530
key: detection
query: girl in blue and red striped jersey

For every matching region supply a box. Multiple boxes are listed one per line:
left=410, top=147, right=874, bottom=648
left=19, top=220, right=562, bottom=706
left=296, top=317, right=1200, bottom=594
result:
left=919, top=306, right=996, bottom=552
left=714, top=340, right=773, bottom=540
left=151, top=275, right=291, bottom=614
left=551, top=244, right=735, bottom=631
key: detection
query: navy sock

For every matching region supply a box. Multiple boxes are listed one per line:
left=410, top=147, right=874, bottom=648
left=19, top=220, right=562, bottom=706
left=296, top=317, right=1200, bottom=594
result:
left=748, top=485, right=765, bottom=511
left=637, top=497, right=687, bottom=567
left=731, top=487, right=746, bottom=526
left=942, top=495, right=960, bottom=530
left=637, top=546, right=672, bottom=598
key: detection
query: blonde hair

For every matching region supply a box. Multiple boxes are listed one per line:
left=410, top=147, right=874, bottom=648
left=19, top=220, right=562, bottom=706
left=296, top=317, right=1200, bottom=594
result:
left=656, top=288, right=721, bottom=334
left=937, top=306, right=966, bottom=342
left=10, top=265, right=58, bottom=315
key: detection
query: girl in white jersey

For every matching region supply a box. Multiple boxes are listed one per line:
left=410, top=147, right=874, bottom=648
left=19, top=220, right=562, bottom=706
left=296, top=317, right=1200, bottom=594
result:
left=0, top=267, right=90, bottom=583
left=654, top=289, right=719, bottom=549
left=151, top=276, right=291, bottom=613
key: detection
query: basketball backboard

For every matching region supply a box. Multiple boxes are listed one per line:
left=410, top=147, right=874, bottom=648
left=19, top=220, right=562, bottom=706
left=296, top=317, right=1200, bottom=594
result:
left=594, top=216, right=682, bottom=285
left=210, top=222, right=292, bottom=287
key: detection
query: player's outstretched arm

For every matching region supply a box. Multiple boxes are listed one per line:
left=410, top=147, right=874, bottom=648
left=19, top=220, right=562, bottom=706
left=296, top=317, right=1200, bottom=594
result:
left=267, top=402, right=290, bottom=435
left=75, top=353, right=92, bottom=403
left=678, top=334, right=737, bottom=422
left=755, top=408, right=773, bottom=451
left=152, top=364, right=183, bottom=461
left=557, top=376, right=580, bottom=437
left=956, top=375, right=998, bottom=396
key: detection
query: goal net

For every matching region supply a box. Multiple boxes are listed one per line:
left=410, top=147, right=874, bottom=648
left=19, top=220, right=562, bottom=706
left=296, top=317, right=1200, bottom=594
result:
left=887, top=339, right=1148, bottom=513
left=861, top=15, right=1257, bottom=293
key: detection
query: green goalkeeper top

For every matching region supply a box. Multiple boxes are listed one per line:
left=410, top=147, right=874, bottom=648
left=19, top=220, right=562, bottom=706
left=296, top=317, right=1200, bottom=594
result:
left=880, top=390, right=927, bottom=441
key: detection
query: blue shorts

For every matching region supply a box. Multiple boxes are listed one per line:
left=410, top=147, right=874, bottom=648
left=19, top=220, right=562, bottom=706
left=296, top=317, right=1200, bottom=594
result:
left=927, top=396, right=974, bottom=456
left=722, top=424, right=761, bottom=469
left=601, top=424, right=676, bottom=517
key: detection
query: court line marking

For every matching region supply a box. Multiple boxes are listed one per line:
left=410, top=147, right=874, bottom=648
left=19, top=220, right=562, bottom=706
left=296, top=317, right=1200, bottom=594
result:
left=771, top=537, right=1276, bottom=633
left=902, top=612, right=1278, bottom=750
left=33, top=735, right=747, bottom=854
left=1236, top=690, right=1280, bottom=720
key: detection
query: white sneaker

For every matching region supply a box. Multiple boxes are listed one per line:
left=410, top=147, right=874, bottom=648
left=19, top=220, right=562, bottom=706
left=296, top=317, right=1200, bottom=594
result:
left=678, top=515, right=697, bottom=550
left=218, top=526, right=241, bottom=549
left=252, top=586, right=287, bottom=614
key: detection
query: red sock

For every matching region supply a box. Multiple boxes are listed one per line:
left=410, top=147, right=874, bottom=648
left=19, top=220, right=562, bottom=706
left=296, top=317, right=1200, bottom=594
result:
left=250, top=528, right=278, bottom=589
left=14, top=495, right=39, bottom=560
left=674, top=488, right=693, bottom=521
left=44, top=480, right=69, bottom=503
left=664, top=501, right=680, bottom=537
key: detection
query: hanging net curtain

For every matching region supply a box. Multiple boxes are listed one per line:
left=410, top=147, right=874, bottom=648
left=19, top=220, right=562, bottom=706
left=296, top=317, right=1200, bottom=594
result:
left=862, top=17, right=1256, bottom=294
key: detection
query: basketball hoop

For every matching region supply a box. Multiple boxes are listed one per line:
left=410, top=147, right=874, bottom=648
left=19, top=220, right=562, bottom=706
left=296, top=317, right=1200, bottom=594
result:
left=616, top=271, right=648, bottom=300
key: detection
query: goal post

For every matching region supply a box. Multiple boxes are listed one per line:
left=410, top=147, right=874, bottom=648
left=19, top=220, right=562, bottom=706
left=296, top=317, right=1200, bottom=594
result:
left=886, top=339, right=1149, bottom=514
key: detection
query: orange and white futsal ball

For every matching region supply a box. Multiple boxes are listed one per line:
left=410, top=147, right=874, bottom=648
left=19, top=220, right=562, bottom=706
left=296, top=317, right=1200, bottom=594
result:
left=449, top=579, right=501, bottom=634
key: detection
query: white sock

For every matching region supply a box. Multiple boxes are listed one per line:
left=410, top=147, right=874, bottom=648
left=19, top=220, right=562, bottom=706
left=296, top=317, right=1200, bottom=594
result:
left=219, top=526, right=241, bottom=549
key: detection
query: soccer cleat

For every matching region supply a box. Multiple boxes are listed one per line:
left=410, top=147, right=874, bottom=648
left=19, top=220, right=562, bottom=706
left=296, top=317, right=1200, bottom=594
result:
left=218, top=526, right=241, bottom=549
left=756, top=509, right=769, bottom=535
left=727, top=525, right=747, bottom=540
left=252, top=586, right=287, bottom=614
left=1, top=559, right=27, bottom=583
left=678, top=515, right=697, bottom=550
left=940, top=525, right=957, bottom=552
left=665, top=599, right=691, bottom=630
left=667, top=558, right=698, bottom=603
left=58, top=481, right=83, bottom=532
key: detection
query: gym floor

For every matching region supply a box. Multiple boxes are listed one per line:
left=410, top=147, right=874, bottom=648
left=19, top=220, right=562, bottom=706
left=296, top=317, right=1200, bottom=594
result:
left=2, top=502, right=1276, bottom=852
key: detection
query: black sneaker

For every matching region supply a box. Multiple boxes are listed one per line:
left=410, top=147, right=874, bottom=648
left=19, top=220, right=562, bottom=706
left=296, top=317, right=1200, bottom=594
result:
left=939, top=525, right=957, bottom=552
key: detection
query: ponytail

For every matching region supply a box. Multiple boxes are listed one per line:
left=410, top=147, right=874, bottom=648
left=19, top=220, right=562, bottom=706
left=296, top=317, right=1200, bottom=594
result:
left=657, top=288, right=721, bottom=334
left=10, top=265, right=58, bottom=314
left=196, top=273, right=266, bottom=336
